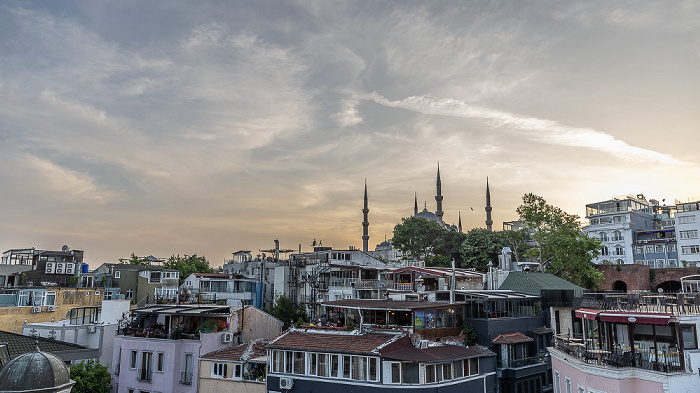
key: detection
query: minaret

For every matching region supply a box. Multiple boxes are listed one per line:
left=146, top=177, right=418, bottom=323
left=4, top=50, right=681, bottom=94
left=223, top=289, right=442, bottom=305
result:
left=435, top=163, right=444, bottom=225
left=362, top=180, right=370, bottom=252
left=414, top=192, right=418, bottom=216
left=485, top=177, right=493, bottom=231
left=458, top=211, right=462, bottom=232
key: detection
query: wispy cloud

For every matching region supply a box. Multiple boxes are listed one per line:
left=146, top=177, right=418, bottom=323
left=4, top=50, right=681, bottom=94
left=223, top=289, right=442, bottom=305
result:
left=369, top=92, right=692, bottom=166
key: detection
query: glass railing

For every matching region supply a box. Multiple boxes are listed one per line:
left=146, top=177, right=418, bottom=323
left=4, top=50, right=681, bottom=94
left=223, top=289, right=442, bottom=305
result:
left=497, top=355, right=549, bottom=369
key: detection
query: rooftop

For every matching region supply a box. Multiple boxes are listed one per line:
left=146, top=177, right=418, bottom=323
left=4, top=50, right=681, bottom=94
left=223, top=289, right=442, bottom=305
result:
left=268, top=329, right=399, bottom=355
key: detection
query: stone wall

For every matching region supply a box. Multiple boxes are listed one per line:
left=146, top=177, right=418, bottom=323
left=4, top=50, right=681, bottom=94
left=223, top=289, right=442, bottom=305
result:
left=598, top=265, right=700, bottom=292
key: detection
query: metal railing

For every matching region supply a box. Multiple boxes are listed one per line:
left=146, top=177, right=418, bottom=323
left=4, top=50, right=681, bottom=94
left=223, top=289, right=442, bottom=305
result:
left=553, top=338, right=684, bottom=373
left=180, top=371, right=193, bottom=385
left=580, top=292, right=700, bottom=315
left=497, top=355, right=549, bottom=369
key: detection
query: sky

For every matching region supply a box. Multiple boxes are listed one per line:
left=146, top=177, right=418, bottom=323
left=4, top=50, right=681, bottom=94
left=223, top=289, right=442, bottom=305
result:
left=1, top=1, right=699, bottom=268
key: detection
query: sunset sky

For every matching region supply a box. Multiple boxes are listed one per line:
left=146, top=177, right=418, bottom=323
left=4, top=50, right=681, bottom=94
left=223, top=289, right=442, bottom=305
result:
left=1, top=1, right=699, bottom=268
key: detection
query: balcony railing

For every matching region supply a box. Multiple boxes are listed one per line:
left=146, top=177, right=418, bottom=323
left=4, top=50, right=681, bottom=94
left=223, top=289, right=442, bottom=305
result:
left=497, top=355, right=549, bottom=369
left=181, top=371, right=193, bottom=385
left=395, top=283, right=412, bottom=291
left=137, top=368, right=152, bottom=382
left=580, top=292, right=700, bottom=315
left=553, top=338, right=684, bottom=373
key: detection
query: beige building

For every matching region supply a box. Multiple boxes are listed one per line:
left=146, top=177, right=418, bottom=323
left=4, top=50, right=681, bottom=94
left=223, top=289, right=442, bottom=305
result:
left=199, top=339, right=268, bottom=393
left=0, top=287, right=102, bottom=333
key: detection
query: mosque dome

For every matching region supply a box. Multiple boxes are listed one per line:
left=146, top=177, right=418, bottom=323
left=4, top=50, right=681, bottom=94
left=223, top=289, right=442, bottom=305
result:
left=0, top=346, right=75, bottom=393
left=415, top=209, right=438, bottom=222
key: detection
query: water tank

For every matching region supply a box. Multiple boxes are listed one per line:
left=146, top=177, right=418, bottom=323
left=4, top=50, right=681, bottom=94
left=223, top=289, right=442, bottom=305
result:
left=81, top=263, right=89, bottom=274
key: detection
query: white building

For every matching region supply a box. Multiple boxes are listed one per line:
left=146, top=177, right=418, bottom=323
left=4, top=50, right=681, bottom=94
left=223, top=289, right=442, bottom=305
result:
left=675, top=198, right=700, bottom=265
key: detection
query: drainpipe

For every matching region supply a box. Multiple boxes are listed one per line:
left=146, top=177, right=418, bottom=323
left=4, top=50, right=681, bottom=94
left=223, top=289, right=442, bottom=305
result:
left=450, top=259, right=456, bottom=304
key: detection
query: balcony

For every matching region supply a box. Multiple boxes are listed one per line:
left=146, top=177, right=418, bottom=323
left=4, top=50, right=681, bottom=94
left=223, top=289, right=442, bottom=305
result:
left=395, top=283, right=413, bottom=291
left=180, top=371, right=193, bottom=385
left=552, top=338, right=684, bottom=373
left=497, top=355, right=550, bottom=379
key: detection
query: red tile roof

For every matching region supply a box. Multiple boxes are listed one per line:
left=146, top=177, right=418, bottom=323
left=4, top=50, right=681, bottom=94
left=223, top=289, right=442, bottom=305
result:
left=380, top=336, right=492, bottom=362
left=267, top=330, right=398, bottom=355
left=492, top=332, right=534, bottom=344
left=201, top=339, right=268, bottom=361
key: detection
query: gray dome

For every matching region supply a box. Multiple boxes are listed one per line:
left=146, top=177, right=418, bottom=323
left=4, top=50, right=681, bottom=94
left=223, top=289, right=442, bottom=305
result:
left=415, top=210, right=438, bottom=222
left=0, top=348, right=74, bottom=392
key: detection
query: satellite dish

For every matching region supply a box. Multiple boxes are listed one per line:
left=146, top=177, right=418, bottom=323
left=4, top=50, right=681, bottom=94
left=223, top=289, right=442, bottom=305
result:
left=62, top=245, right=69, bottom=252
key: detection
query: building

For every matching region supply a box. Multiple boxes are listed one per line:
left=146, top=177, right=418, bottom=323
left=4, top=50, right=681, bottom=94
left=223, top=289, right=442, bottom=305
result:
left=198, top=338, right=269, bottom=392
left=0, top=343, right=76, bottom=393
left=549, top=288, right=700, bottom=393
left=21, top=299, right=130, bottom=365
left=93, top=263, right=180, bottom=304
left=0, top=246, right=83, bottom=288
left=180, top=272, right=261, bottom=307
left=111, top=304, right=282, bottom=393
left=265, top=328, right=496, bottom=393
left=0, top=330, right=97, bottom=364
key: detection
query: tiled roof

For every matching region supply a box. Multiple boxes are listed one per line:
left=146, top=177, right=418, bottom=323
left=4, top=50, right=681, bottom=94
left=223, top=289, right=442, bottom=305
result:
left=381, top=336, right=492, bottom=362
left=267, top=329, right=398, bottom=355
left=498, top=272, right=584, bottom=296
left=201, top=339, right=268, bottom=361
left=492, top=332, right=534, bottom=344
left=530, top=327, right=553, bottom=334
left=0, top=330, right=92, bottom=359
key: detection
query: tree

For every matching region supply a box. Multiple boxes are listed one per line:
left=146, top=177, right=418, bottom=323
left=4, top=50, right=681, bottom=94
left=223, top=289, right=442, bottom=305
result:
left=70, top=359, right=111, bottom=393
left=266, top=294, right=307, bottom=330
left=123, top=253, right=150, bottom=265
left=430, top=229, right=467, bottom=267
left=163, top=254, right=213, bottom=285
left=516, top=193, right=603, bottom=289
left=392, top=217, right=443, bottom=261
left=459, top=228, right=507, bottom=271
left=500, top=228, right=533, bottom=262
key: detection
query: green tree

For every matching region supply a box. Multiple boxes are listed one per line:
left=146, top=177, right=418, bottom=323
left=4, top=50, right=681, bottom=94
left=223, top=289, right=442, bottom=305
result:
left=392, top=217, right=443, bottom=261
left=500, top=228, right=533, bottom=262
left=163, top=254, right=213, bottom=285
left=266, top=294, right=308, bottom=330
left=69, top=359, right=111, bottom=393
left=459, top=228, right=507, bottom=271
left=123, top=253, right=151, bottom=265
left=516, top=193, right=603, bottom=289
left=430, top=229, right=467, bottom=267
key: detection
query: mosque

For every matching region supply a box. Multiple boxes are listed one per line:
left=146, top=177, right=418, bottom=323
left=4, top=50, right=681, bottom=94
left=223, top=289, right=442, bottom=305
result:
left=362, top=164, right=493, bottom=253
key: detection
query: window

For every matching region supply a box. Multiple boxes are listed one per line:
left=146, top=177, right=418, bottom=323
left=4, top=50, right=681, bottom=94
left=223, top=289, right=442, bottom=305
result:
left=368, top=357, right=377, bottom=381
left=330, top=354, right=339, bottom=377
left=139, top=352, right=153, bottom=381
left=212, top=362, right=227, bottom=378
left=566, top=378, right=572, bottom=393
left=469, top=358, right=478, bottom=375
left=104, top=291, right=113, bottom=300
left=156, top=353, right=164, bottom=372
left=680, top=230, right=698, bottom=239
left=669, top=259, right=678, bottom=267
left=149, top=271, right=161, bottom=284
left=614, top=245, right=624, bottom=256
left=635, top=246, right=643, bottom=254
left=425, top=364, right=435, bottom=383
left=44, top=291, right=56, bottom=306
left=682, top=245, right=700, bottom=254
left=234, top=364, right=242, bottom=378
left=598, top=232, right=608, bottom=242
left=114, top=271, right=121, bottom=279
left=646, top=260, right=655, bottom=267
left=554, top=371, right=560, bottom=393
left=318, top=354, right=328, bottom=377
left=612, top=230, right=623, bottom=241
left=130, top=350, right=138, bottom=369
left=681, top=325, right=698, bottom=349
left=390, top=362, right=401, bottom=384
left=342, top=355, right=351, bottom=378
left=293, top=352, right=305, bottom=374
left=645, top=245, right=654, bottom=253
left=669, top=244, right=677, bottom=252
left=578, top=387, right=585, bottom=393
left=126, top=289, right=134, bottom=299
left=601, top=246, right=609, bottom=256
left=655, top=245, right=665, bottom=253
left=678, top=215, right=697, bottom=224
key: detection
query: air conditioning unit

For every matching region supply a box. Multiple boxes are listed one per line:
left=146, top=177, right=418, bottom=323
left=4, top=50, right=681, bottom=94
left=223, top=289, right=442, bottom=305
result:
left=94, top=291, right=100, bottom=296
left=47, top=305, right=55, bottom=312
left=87, top=325, right=97, bottom=333
left=221, top=333, right=233, bottom=343
left=279, top=377, right=294, bottom=390
left=419, top=339, right=429, bottom=349
left=32, top=307, right=41, bottom=313
left=85, top=291, right=91, bottom=296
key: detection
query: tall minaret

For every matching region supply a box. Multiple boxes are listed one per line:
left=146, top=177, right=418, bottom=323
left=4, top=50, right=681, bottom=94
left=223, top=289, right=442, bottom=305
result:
left=362, top=180, right=370, bottom=252
left=414, top=192, right=418, bottom=216
left=435, top=163, right=444, bottom=225
left=485, top=177, right=493, bottom=231
left=458, top=211, right=462, bottom=232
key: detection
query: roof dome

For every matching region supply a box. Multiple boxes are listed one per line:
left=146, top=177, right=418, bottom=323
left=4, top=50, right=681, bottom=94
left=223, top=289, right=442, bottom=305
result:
left=0, top=346, right=74, bottom=392
left=415, top=210, right=438, bottom=222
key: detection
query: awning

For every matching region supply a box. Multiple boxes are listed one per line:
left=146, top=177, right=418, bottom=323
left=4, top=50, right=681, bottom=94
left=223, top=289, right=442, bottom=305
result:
left=575, top=309, right=600, bottom=320
left=598, top=312, right=673, bottom=326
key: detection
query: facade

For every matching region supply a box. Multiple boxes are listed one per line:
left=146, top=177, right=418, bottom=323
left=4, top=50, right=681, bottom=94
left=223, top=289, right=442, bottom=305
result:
left=266, top=328, right=496, bottom=393
left=199, top=338, right=269, bottom=393
left=21, top=299, right=130, bottom=365
left=93, top=263, right=180, bottom=304
left=549, top=289, right=700, bottom=393
left=111, top=304, right=282, bottom=393
left=0, top=246, right=83, bottom=288
left=180, top=273, right=260, bottom=307
left=675, top=198, right=700, bottom=266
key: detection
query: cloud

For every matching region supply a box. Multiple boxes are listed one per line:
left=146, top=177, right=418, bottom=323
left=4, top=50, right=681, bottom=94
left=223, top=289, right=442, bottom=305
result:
left=334, top=99, right=363, bottom=127
left=24, top=155, right=117, bottom=203
left=368, top=92, right=693, bottom=166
